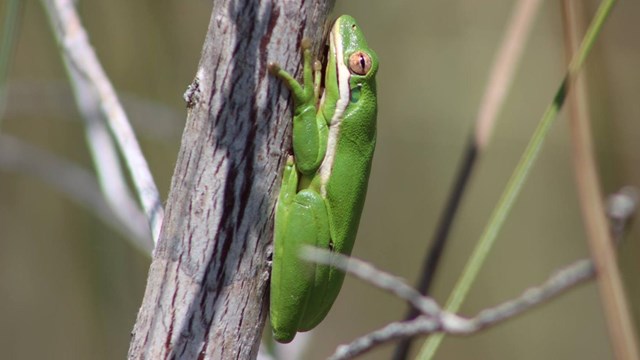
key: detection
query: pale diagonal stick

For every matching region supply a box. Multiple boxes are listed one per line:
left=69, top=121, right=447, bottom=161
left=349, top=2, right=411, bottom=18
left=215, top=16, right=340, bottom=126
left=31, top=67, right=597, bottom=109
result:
left=396, top=4, right=544, bottom=359
left=562, top=2, right=639, bottom=358
left=418, top=1, right=617, bottom=357
left=41, top=0, right=164, bottom=243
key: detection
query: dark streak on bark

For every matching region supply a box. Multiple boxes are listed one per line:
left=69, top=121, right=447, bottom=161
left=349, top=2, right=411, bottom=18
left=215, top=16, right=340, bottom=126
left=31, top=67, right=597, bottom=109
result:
left=165, top=259, right=180, bottom=355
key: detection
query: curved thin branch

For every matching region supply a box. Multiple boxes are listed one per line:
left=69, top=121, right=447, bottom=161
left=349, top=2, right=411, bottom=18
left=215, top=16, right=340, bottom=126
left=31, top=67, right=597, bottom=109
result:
left=40, top=0, right=164, bottom=242
left=562, top=2, right=639, bottom=358
left=396, top=5, right=544, bottom=359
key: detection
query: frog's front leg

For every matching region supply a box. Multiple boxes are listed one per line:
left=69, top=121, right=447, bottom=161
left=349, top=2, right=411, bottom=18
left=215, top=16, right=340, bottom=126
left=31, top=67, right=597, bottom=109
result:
left=270, top=39, right=328, bottom=175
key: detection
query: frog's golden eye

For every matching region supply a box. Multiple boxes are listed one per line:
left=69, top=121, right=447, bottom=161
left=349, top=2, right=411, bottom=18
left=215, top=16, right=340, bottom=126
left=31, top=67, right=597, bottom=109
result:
left=348, top=51, right=372, bottom=76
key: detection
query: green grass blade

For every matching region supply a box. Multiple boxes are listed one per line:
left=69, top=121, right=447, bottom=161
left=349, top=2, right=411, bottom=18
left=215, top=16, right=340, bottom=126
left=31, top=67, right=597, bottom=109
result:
left=417, top=1, right=616, bottom=358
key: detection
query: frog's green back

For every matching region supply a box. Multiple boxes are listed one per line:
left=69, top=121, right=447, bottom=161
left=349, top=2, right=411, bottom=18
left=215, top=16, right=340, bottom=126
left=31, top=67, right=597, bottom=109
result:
left=300, top=15, right=379, bottom=330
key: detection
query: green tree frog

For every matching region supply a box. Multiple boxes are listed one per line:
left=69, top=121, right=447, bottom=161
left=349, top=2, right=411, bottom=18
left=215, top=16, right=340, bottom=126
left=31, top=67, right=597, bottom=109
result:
left=269, top=15, right=379, bottom=343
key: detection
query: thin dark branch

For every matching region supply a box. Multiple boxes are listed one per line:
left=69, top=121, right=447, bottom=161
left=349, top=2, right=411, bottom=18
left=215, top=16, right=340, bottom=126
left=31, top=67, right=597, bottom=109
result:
left=393, top=1, right=542, bottom=358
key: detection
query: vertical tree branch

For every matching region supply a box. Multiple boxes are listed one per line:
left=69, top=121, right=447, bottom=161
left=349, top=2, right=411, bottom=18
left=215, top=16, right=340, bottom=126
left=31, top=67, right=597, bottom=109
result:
left=128, top=1, right=334, bottom=358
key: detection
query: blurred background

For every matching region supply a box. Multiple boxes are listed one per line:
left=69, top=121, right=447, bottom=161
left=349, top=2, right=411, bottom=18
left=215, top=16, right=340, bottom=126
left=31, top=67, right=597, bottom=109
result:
left=1, top=0, right=639, bottom=359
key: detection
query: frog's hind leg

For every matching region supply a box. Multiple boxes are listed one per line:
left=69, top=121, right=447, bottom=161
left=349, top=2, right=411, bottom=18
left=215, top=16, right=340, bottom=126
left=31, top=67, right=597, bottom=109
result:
left=270, top=160, right=331, bottom=342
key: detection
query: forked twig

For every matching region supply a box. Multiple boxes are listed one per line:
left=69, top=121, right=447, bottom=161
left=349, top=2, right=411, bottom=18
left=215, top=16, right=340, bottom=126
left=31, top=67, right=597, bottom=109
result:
left=396, top=3, right=544, bottom=358
left=301, top=248, right=597, bottom=360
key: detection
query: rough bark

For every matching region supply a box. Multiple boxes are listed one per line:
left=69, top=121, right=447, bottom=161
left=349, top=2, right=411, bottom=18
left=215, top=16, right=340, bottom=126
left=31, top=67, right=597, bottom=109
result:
left=128, top=1, right=334, bottom=358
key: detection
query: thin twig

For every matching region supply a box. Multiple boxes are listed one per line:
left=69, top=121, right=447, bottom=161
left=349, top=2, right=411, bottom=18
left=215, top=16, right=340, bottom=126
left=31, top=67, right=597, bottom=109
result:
left=331, top=318, right=441, bottom=360
left=395, top=4, right=543, bottom=358
left=306, top=182, right=638, bottom=360
left=562, top=2, right=639, bottom=359
left=73, top=67, right=152, bottom=250
left=302, top=247, right=442, bottom=318
left=40, top=0, right=164, bottom=243
left=0, top=134, right=152, bottom=253
left=474, top=0, right=543, bottom=150
left=300, top=248, right=596, bottom=360
left=418, top=2, right=617, bottom=358
left=606, top=186, right=638, bottom=243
